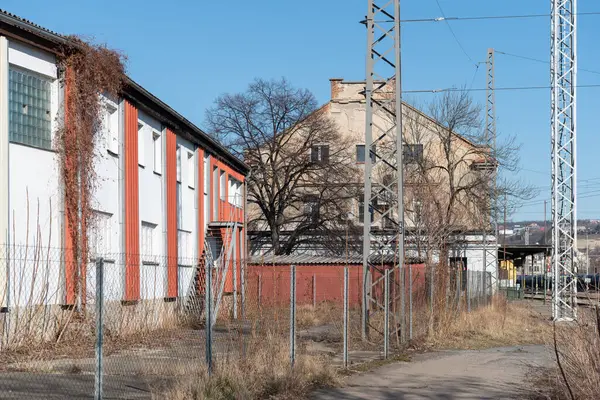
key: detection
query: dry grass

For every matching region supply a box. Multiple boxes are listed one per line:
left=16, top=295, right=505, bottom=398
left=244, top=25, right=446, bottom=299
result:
left=528, top=307, right=600, bottom=400
left=426, top=296, right=550, bottom=350
left=296, top=303, right=344, bottom=330
left=155, top=333, right=339, bottom=400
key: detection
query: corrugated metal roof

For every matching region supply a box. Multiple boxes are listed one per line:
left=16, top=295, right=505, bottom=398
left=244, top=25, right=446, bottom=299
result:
left=248, top=254, right=423, bottom=266
left=0, top=9, right=65, bottom=39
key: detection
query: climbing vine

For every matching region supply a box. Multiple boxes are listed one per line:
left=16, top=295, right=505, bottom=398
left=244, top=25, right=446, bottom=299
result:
left=56, top=36, right=126, bottom=300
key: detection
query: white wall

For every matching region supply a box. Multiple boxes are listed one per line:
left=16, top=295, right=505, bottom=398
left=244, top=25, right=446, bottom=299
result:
left=6, top=39, right=62, bottom=307
left=138, top=110, right=165, bottom=299
left=176, top=136, right=197, bottom=298
left=87, top=95, right=122, bottom=301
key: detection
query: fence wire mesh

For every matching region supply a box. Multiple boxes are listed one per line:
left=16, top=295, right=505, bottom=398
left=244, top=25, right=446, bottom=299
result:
left=0, top=245, right=503, bottom=399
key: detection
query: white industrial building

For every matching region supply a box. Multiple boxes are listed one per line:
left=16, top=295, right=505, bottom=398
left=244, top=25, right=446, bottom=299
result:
left=0, top=10, right=247, bottom=336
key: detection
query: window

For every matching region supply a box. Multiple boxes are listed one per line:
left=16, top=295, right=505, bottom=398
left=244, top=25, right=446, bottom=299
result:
left=212, top=166, right=219, bottom=220
left=141, top=222, right=157, bottom=263
left=220, top=170, right=226, bottom=200
left=204, top=154, right=210, bottom=194
left=138, top=122, right=145, bottom=167
left=403, top=144, right=424, bottom=164
left=187, top=151, right=195, bottom=189
left=303, top=195, right=320, bottom=224
left=176, top=145, right=182, bottom=182
left=178, top=230, right=192, bottom=265
left=356, top=145, right=365, bottom=163
left=90, top=211, right=112, bottom=258
left=177, top=184, right=183, bottom=229
left=235, top=181, right=242, bottom=207
left=229, top=178, right=242, bottom=207
left=8, top=68, right=52, bottom=150
left=152, top=131, right=161, bottom=174
left=356, top=144, right=376, bottom=163
left=358, top=198, right=374, bottom=224
left=310, top=144, right=329, bottom=164
left=105, top=103, right=119, bottom=155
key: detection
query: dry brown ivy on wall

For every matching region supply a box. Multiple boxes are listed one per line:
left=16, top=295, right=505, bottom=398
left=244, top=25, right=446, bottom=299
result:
left=56, top=36, right=126, bottom=303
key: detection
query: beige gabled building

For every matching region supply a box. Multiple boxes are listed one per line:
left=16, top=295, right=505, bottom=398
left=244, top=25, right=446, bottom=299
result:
left=249, top=78, right=495, bottom=262
left=327, top=78, right=491, bottom=232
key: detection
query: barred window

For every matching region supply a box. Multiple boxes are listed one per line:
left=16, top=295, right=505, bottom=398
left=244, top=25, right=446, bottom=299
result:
left=9, top=68, right=52, bottom=150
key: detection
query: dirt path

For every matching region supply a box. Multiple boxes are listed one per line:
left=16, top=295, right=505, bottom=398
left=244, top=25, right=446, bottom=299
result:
left=313, top=344, right=551, bottom=400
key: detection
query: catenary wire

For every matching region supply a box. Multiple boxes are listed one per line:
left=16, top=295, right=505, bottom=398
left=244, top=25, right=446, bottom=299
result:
left=496, top=50, right=600, bottom=76
left=397, top=11, right=600, bottom=23
left=434, top=0, right=477, bottom=66
left=403, top=84, right=600, bottom=94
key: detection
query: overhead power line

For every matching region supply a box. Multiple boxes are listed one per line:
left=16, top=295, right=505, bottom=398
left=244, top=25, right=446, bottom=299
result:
left=496, top=50, right=600, bottom=76
left=398, top=11, right=600, bottom=23
left=433, top=0, right=477, bottom=66
left=404, top=84, right=600, bottom=94
left=519, top=189, right=600, bottom=208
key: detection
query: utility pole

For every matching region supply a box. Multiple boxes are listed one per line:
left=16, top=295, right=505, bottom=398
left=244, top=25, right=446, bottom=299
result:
left=362, top=0, right=403, bottom=340
left=551, top=0, right=577, bottom=321
left=503, top=193, right=507, bottom=286
left=544, top=199, right=548, bottom=304
left=482, top=48, right=498, bottom=300
left=544, top=200, right=547, bottom=244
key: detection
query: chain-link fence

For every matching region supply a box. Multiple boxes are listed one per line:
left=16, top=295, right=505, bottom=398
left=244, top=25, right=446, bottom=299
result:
left=0, top=245, right=498, bottom=399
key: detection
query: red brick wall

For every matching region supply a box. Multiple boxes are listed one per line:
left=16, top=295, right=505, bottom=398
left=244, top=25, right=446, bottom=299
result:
left=246, top=263, right=426, bottom=308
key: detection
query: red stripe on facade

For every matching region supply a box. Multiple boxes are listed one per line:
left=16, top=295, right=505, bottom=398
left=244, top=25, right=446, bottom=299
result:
left=166, top=129, right=178, bottom=298
left=209, top=158, right=216, bottom=222
left=63, top=67, right=80, bottom=305
left=236, top=227, right=241, bottom=292
left=124, top=101, right=140, bottom=301
left=64, top=66, right=74, bottom=304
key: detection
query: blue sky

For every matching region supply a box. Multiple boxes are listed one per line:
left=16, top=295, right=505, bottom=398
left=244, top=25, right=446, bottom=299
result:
left=4, top=0, right=600, bottom=222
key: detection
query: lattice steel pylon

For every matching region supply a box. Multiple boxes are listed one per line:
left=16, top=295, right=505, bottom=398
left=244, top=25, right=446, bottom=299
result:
left=362, top=0, right=404, bottom=339
left=482, top=48, right=498, bottom=298
left=551, top=0, right=577, bottom=321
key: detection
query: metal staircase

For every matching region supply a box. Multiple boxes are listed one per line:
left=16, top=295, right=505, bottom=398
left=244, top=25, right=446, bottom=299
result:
left=202, top=195, right=242, bottom=327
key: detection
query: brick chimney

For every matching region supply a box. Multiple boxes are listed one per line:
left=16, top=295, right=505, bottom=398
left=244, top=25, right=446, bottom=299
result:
left=329, top=78, right=343, bottom=100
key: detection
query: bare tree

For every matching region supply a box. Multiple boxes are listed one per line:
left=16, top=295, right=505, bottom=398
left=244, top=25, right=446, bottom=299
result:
left=206, top=78, right=360, bottom=255
left=399, top=90, right=538, bottom=323
left=404, top=90, right=536, bottom=239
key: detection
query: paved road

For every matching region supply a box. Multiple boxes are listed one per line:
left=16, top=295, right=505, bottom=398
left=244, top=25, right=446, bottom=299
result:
left=313, top=345, right=551, bottom=400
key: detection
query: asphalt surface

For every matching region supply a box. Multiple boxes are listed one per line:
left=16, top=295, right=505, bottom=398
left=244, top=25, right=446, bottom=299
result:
left=313, top=345, right=551, bottom=400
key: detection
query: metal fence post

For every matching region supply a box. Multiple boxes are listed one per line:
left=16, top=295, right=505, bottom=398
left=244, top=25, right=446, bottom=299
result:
left=241, top=258, right=246, bottom=319
left=409, top=263, right=413, bottom=340
left=258, top=273, right=262, bottom=310
left=400, top=265, right=405, bottom=344
left=343, top=267, right=349, bottom=368
left=384, top=269, right=389, bottom=359
left=94, top=258, right=104, bottom=400
left=467, top=269, right=471, bottom=313
left=544, top=261, right=547, bottom=305
left=429, top=263, right=434, bottom=314
left=312, top=273, right=317, bottom=308
left=290, top=264, right=296, bottom=368
left=456, top=268, right=461, bottom=313
left=205, top=259, right=213, bottom=374
left=233, top=238, right=238, bottom=320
